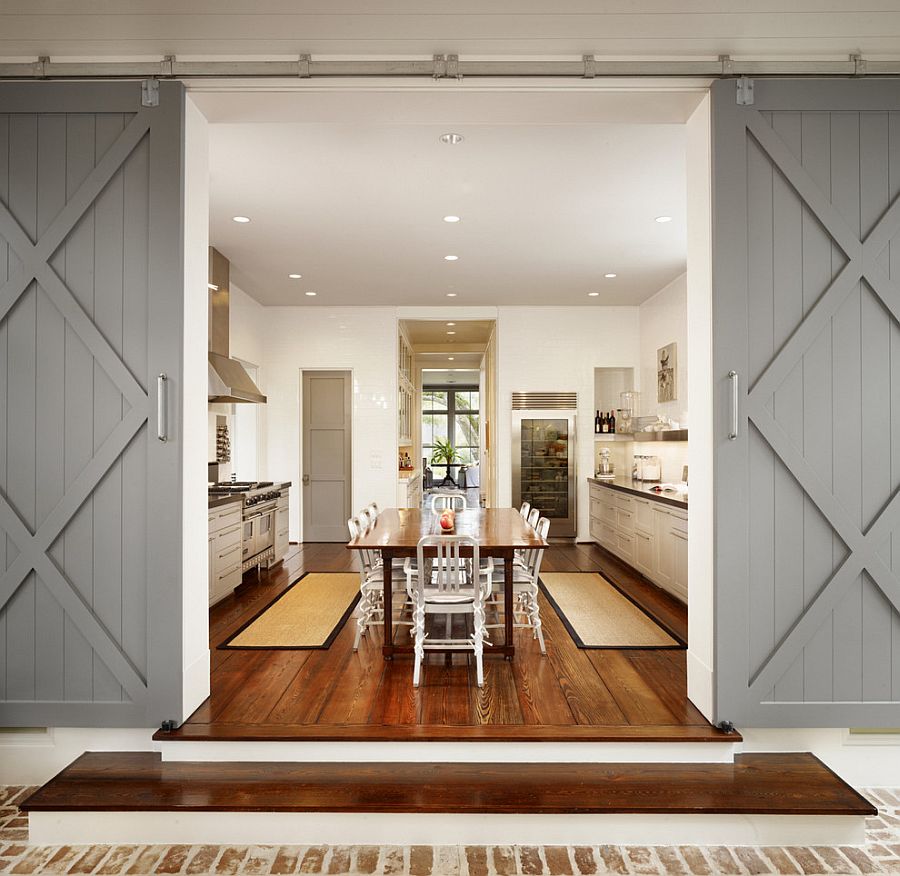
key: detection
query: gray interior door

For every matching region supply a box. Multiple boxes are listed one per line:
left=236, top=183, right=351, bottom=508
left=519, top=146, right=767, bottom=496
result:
left=713, top=78, right=900, bottom=727
left=302, top=370, right=351, bottom=542
left=0, top=81, right=186, bottom=726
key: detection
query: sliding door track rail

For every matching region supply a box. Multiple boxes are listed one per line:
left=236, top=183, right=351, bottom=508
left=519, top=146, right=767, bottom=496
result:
left=0, top=53, right=895, bottom=82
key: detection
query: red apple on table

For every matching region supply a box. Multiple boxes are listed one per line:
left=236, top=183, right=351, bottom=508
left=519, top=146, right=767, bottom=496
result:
left=439, top=509, right=455, bottom=531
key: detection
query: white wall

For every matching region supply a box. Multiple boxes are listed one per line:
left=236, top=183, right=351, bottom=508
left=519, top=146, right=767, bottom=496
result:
left=685, top=93, right=715, bottom=722
left=181, top=95, right=211, bottom=718
left=261, top=306, right=398, bottom=540
left=496, top=307, right=641, bottom=541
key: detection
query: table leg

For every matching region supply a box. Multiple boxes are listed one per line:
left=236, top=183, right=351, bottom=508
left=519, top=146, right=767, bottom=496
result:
left=382, top=550, right=394, bottom=659
left=504, top=551, right=515, bottom=659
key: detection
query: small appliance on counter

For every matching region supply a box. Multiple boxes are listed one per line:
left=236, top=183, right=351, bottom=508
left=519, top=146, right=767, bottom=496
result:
left=633, top=454, right=662, bottom=482
left=595, top=447, right=615, bottom=479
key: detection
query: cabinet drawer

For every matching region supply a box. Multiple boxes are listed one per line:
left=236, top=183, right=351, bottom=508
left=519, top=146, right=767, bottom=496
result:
left=216, top=522, right=242, bottom=552
left=217, top=562, right=242, bottom=591
left=216, top=541, right=242, bottom=566
left=616, top=531, right=634, bottom=561
left=590, top=517, right=603, bottom=542
left=616, top=508, right=634, bottom=533
left=669, top=511, right=688, bottom=536
left=633, top=497, right=654, bottom=535
left=590, top=498, right=604, bottom=520
left=614, top=493, right=634, bottom=512
left=210, top=504, right=241, bottom=533
left=601, top=521, right=617, bottom=546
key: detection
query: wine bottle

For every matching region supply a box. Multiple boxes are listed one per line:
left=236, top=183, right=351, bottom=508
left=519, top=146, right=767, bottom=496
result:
left=594, top=410, right=601, bottom=434
left=600, top=413, right=608, bottom=433
left=609, top=410, right=616, bottom=434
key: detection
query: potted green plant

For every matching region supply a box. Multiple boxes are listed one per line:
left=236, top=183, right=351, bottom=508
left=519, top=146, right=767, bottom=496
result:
left=430, top=437, right=460, bottom=467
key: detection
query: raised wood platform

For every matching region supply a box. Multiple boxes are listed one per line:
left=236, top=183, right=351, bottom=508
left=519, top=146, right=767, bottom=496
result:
left=23, top=751, right=873, bottom=815
left=173, top=541, right=731, bottom=744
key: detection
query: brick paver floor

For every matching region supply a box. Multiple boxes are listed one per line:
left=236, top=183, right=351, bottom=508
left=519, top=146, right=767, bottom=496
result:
left=2, top=785, right=899, bottom=874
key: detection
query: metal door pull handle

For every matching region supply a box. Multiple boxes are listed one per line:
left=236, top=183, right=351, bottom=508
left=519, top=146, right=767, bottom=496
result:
left=728, top=370, right=739, bottom=440
left=157, top=373, right=168, bottom=442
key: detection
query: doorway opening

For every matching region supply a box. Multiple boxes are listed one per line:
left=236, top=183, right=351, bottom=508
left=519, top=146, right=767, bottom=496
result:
left=186, top=83, right=717, bottom=742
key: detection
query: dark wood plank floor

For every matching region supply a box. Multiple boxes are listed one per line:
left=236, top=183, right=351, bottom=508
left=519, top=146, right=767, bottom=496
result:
left=169, top=540, right=733, bottom=742
left=23, top=752, right=875, bottom=816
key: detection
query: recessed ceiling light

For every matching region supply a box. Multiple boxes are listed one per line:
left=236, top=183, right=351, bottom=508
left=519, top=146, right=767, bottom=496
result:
left=440, top=133, right=464, bottom=145
left=605, top=273, right=618, bottom=279
left=232, top=216, right=250, bottom=223
left=655, top=215, right=673, bottom=223
left=443, top=215, right=461, bottom=223
left=207, top=283, right=219, bottom=291
left=448, top=380, right=456, bottom=384
left=448, top=357, right=455, bottom=361
left=305, top=291, right=317, bottom=297
left=288, top=273, right=302, bottom=279
left=447, top=331, right=456, bottom=335
left=446, top=292, right=458, bottom=297
left=444, top=255, right=459, bottom=261
left=446, top=322, right=456, bottom=326
left=588, top=292, right=600, bottom=297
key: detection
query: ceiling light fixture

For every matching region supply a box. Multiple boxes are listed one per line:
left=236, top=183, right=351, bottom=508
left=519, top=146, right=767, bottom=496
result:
left=446, top=292, right=458, bottom=297
left=604, top=273, right=617, bottom=279
left=288, top=273, right=302, bottom=279
left=440, top=133, right=464, bottom=145
left=443, top=215, right=461, bottom=223
left=305, top=291, right=317, bottom=297
left=446, top=322, right=456, bottom=326
left=588, top=292, right=600, bottom=297
left=448, top=357, right=455, bottom=361
left=207, top=283, right=219, bottom=291
left=444, top=255, right=459, bottom=261
left=655, top=215, right=673, bottom=223
left=447, top=331, right=456, bottom=335
left=232, top=216, right=250, bottom=223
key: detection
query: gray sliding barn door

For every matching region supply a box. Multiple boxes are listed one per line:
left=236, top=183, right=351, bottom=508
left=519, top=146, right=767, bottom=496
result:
left=0, top=81, right=186, bottom=727
left=713, top=79, right=900, bottom=727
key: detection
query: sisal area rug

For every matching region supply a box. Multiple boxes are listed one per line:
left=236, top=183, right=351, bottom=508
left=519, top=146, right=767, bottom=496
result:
left=539, top=572, right=683, bottom=649
left=219, top=572, right=361, bottom=650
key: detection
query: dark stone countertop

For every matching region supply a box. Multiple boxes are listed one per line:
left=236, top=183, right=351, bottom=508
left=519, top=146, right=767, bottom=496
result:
left=208, top=493, right=243, bottom=511
left=587, top=476, right=688, bottom=510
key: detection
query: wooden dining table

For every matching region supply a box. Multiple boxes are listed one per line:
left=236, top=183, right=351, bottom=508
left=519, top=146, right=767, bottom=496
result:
left=346, top=507, right=548, bottom=659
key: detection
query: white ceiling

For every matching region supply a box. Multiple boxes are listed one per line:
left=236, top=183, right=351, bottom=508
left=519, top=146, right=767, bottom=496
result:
left=3, top=0, right=898, bottom=57
left=423, top=369, right=481, bottom=386
left=209, top=115, right=688, bottom=306
left=402, top=319, right=494, bottom=346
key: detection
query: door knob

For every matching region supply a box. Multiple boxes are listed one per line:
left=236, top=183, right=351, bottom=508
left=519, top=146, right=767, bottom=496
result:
left=302, top=474, right=310, bottom=485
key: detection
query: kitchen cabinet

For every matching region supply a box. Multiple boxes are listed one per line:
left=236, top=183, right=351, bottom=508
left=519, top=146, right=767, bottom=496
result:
left=588, top=480, right=687, bottom=604
left=398, top=473, right=421, bottom=508
left=209, top=502, right=243, bottom=606
left=273, top=491, right=290, bottom=564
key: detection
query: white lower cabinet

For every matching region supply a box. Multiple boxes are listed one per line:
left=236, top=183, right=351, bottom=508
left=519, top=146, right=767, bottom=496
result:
left=589, top=481, right=687, bottom=604
left=398, top=473, right=421, bottom=508
left=208, top=503, right=243, bottom=607
left=274, top=494, right=290, bottom=565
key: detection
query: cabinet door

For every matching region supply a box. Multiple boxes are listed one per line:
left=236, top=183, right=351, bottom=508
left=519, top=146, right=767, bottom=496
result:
left=672, top=530, right=688, bottom=603
left=636, top=530, right=655, bottom=579
left=634, top=498, right=654, bottom=535
left=274, top=507, right=290, bottom=561
left=713, top=78, right=900, bottom=726
left=654, top=509, right=674, bottom=590
left=208, top=534, right=217, bottom=605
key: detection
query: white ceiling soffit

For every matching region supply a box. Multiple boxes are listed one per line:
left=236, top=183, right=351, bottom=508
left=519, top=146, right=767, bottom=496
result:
left=423, top=369, right=481, bottom=386
left=2, top=0, right=899, bottom=58
left=211, top=108, right=688, bottom=307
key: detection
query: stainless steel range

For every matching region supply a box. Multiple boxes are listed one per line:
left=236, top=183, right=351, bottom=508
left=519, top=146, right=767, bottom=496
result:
left=208, top=481, right=284, bottom=571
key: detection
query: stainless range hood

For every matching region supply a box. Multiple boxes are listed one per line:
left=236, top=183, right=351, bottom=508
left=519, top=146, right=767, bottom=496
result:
left=208, top=247, right=266, bottom=404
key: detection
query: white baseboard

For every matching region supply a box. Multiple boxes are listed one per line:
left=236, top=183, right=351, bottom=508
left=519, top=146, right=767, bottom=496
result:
left=686, top=649, right=714, bottom=722
left=28, top=810, right=865, bottom=847
left=155, top=739, right=737, bottom=764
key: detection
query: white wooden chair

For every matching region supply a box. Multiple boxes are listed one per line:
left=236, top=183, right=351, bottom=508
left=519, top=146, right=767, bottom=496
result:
left=519, top=501, right=531, bottom=518
left=409, top=534, right=492, bottom=687
left=526, top=506, right=540, bottom=529
left=430, top=492, right=468, bottom=512
left=348, top=515, right=412, bottom=650
left=487, top=516, right=549, bottom=655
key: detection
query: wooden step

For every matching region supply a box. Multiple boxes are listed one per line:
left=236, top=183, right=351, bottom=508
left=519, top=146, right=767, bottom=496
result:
left=23, top=751, right=872, bottom=816
left=22, top=752, right=873, bottom=847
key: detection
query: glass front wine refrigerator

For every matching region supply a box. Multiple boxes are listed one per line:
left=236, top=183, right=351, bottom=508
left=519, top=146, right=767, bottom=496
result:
left=511, top=392, right=577, bottom=538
